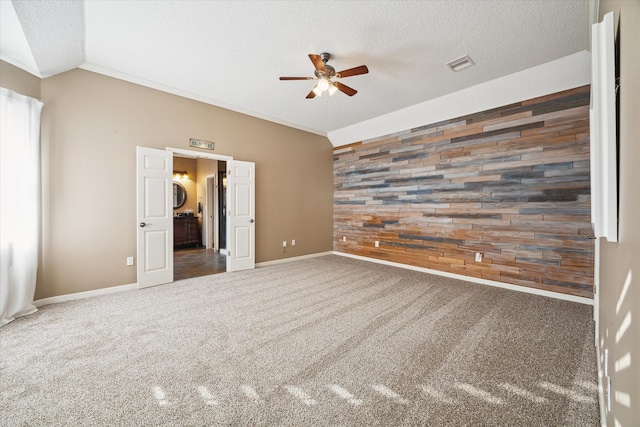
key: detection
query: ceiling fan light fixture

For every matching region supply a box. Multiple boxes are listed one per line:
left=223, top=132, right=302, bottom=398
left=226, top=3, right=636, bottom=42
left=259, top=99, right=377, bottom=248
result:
left=312, top=85, right=323, bottom=97
left=317, top=77, right=331, bottom=91
left=328, top=83, right=338, bottom=96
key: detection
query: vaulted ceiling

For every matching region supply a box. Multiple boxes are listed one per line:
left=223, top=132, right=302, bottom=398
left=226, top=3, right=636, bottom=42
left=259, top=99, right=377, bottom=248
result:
left=1, top=1, right=591, bottom=141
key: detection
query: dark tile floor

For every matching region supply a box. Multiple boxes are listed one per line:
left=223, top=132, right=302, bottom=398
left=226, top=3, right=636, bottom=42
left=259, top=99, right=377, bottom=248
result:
left=174, top=247, right=226, bottom=281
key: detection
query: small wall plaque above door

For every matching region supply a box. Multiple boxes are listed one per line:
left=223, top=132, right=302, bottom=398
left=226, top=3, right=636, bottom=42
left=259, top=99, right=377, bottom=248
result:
left=189, top=139, right=215, bottom=150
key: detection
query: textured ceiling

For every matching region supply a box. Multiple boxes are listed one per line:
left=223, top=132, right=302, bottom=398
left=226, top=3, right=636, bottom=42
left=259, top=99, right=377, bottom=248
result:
left=2, top=0, right=588, bottom=139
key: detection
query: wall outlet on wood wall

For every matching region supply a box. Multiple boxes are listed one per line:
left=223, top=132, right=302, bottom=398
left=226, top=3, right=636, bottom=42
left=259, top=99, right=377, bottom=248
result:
left=475, top=252, right=483, bottom=262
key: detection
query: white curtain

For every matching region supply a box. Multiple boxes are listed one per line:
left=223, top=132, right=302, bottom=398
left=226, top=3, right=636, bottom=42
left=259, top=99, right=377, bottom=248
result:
left=0, top=88, right=43, bottom=326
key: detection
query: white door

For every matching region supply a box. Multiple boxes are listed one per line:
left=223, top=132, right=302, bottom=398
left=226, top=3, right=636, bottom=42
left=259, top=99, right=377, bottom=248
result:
left=136, top=147, right=173, bottom=288
left=227, top=160, right=255, bottom=272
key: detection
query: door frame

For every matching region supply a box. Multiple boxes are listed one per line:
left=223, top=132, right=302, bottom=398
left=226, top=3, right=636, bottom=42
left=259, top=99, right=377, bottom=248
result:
left=205, top=173, right=217, bottom=251
left=218, top=170, right=228, bottom=255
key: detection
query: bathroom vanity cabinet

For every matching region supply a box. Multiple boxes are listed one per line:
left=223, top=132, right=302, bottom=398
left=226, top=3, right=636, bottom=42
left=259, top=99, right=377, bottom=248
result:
left=174, top=216, right=200, bottom=248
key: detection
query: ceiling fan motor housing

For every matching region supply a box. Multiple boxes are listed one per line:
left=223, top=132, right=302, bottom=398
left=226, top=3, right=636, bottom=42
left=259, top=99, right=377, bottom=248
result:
left=315, top=67, right=335, bottom=79
left=315, top=52, right=336, bottom=78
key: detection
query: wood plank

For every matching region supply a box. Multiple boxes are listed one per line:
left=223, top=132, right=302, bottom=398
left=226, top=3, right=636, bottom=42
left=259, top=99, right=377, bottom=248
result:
left=333, top=85, right=593, bottom=298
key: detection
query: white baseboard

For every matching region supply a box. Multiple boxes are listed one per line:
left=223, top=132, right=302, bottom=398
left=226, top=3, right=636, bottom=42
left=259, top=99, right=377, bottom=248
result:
left=33, top=251, right=592, bottom=308
left=333, top=251, right=594, bottom=305
left=33, top=251, right=332, bottom=307
left=256, top=251, right=334, bottom=268
left=34, top=283, right=138, bottom=308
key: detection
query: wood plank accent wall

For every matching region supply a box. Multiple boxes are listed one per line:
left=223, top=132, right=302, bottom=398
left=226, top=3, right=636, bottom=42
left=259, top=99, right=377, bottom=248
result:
left=333, top=85, right=594, bottom=298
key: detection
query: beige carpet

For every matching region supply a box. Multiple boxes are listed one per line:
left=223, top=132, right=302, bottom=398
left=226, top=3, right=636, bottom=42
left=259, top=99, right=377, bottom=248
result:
left=0, top=255, right=599, bottom=426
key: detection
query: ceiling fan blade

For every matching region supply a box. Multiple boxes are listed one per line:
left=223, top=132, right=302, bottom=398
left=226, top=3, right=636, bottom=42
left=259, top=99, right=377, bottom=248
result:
left=309, top=54, right=325, bottom=72
left=336, top=82, right=358, bottom=96
left=279, top=77, right=314, bottom=80
left=305, top=89, right=317, bottom=99
left=336, top=65, right=369, bottom=78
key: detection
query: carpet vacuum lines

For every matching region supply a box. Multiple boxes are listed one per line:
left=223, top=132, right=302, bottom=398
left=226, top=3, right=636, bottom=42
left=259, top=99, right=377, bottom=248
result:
left=0, top=255, right=599, bottom=426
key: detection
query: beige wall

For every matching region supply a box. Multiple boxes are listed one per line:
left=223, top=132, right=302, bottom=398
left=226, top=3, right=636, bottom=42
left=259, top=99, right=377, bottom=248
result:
left=0, top=61, right=40, bottom=99
left=597, top=2, right=640, bottom=426
left=33, top=68, right=333, bottom=299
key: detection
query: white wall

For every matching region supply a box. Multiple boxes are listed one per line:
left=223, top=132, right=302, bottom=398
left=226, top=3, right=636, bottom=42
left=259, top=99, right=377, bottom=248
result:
left=328, top=51, right=591, bottom=147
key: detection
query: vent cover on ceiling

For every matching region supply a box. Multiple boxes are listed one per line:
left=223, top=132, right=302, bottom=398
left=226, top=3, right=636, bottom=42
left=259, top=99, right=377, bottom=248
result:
left=446, top=55, right=475, bottom=72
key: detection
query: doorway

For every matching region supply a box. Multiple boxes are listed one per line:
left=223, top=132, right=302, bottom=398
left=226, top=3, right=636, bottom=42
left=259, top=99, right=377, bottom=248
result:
left=171, top=152, right=230, bottom=281
left=136, top=146, right=255, bottom=288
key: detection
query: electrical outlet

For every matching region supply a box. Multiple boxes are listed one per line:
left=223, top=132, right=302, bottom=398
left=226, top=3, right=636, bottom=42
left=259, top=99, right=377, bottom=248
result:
left=475, top=252, right=483, bottom=262
left=374, top=241, right=379, bottom=248
left=126, top=256, right=135, bottom=266
left=342, top=236, right=346, bottom=242
left=283, top=240, right=287, bottom=248
left=291, top=239, right=296, bottom=246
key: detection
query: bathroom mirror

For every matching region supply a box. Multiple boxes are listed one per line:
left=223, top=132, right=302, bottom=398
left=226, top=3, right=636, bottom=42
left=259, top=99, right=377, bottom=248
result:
left=173, top=182, right=186, bottom=209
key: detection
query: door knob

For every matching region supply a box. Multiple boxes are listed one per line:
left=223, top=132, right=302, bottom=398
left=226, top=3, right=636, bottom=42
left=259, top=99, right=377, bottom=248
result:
left=249, top=219, right=254, bottom=223
left=140, top=222, right=151, bottom=227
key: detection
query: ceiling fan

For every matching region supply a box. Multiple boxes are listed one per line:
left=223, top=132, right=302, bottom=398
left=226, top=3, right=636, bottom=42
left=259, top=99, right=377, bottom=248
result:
left=279, top=52, right=369, bottom=99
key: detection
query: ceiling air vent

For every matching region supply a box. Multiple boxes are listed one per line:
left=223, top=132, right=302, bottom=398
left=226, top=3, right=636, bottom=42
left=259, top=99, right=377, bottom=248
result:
left=446, top=55, right=475, bottom=72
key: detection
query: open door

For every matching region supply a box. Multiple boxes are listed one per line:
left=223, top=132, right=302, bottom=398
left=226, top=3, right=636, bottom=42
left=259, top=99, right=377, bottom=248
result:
left=227, top=160, right=255, bottom=272
left=136, top=147, right=173, bottom=288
